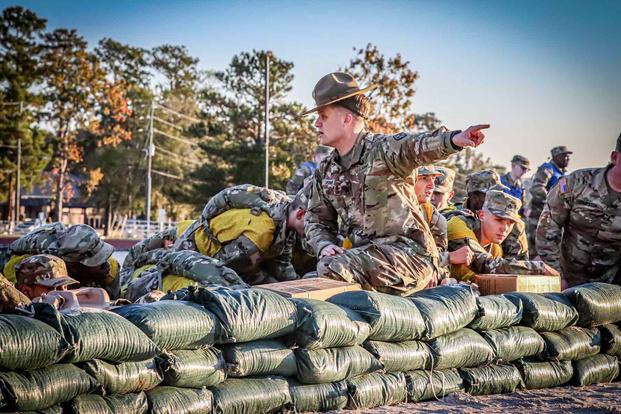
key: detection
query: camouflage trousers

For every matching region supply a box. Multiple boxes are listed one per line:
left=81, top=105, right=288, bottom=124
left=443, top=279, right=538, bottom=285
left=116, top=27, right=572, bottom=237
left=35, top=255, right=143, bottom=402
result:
left=525, top=216, right=539, bottom=259
left=317, top=239, right=438, bottom=296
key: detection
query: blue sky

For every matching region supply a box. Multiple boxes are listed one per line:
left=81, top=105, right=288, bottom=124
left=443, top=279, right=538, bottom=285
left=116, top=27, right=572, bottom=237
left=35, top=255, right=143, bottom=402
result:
left=4, top=0, right=621, bottom=172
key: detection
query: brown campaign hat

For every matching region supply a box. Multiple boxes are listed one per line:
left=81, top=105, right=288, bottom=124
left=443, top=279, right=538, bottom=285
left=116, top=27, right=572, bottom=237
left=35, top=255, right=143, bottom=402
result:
left=15, top=254, right=79, bottom=288
left=483, top=190, right=522, bottom=223
left=551, top=146, right=573, bottom=157
left=511, top=154, right=530, bottom=169
left=301, top=72, right=376, bottom=116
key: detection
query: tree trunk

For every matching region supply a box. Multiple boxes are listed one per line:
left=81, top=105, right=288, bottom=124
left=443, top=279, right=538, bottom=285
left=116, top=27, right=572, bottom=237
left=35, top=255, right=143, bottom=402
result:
left=104, top=194, right=112, bottom=237
left=55, top=169, right=64, bottom=222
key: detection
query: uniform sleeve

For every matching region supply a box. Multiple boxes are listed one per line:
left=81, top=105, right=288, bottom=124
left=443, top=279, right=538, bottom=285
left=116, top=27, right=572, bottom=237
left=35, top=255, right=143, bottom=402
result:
left=429, top=209, right=448, bottom=252
left=286, top=166, right=309, bottom=195
left=501, top=220, right=529, bottom=260
left=536, top=177, right=572, bottom=271
left=530, top=166, right=553, bottom=203
left=304, top=171, right=340, bottom=256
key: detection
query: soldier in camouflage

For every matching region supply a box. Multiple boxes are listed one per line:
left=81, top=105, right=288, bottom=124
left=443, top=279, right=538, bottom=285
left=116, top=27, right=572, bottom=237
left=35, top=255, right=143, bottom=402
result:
left=286, top=145, right=332, bottom=195
left=527, top=145, right=572, bottom=257
left=14, top=254, right=78, bottom=298
left=500, top=154, right=530, bottom=216
left=431, top=166, right=457, bottom=214
left=447, top=190, right=559, bottom=281
left=536, top=134, right=621, bottom=287
left=303, top=72, right=490, bottom=296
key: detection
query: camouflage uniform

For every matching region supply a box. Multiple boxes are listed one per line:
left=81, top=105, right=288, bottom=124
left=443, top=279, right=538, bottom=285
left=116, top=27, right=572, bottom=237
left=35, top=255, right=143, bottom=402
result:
left=447, top=190, right=548, bottom=281
left=434, top=166, right=457, bottom=215
left=536, top=163, right=621, bottom=286
left=7, top=222, right=66, bottom=256
left=306, top=129, right=463, bottom=296
left=0, top=272, right=31, bottom=313
left=286, top=146, right=332, bottom=195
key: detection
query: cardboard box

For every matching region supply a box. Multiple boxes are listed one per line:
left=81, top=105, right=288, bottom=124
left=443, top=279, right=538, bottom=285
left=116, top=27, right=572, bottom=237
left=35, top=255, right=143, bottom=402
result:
left=475, top=274, right=561, bottom=295
left=255, top=278, right=361, bottom=301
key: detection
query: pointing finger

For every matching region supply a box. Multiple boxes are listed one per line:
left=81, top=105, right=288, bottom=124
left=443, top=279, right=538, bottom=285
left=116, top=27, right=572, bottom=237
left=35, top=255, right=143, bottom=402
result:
left=469, top=124, right=491, bottom=131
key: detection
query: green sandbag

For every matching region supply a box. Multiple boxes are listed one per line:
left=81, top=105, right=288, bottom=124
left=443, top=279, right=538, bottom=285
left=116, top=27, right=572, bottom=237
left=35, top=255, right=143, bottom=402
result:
left=295, top=346, right=383, bottom=384
left=291, top=298, right=370, bottom=349
left=506, top=292, right=578, bottom=332
left=288, top=380, right=348, bottom=412
left=564, top=283, right=621, bottom=327
left=468, top=295, right=523, bottom=331
left=19, top=406, right=63, bottom=413
left=599, top=324, right=621, bottom=356
left=515, top=360, right=574, bottom=389
left=0, top=364, right=97, bottom=411
left=79, top=359, right=163, bottom=395
left=210, top=376, right=291, bottom=414
left=112, top=301, right=223, bottom=350
left=345, top=372, right=407, bottom=410
left=34, top=304, right=158, bottom=363
left=192, top=287, right=297, bottom=343
left=572, top=354, right=620, bottom=386
left=68, top=392, right=148, bottom=414
left=459, top=364, right=523, bottom=396
left=410, top=284, right=478, bottom=340
left=328, top=291, right=426, bottom=342
left=221, top=340, right=296, bottom=378
left=427, top=328, right=496, bottom=370
left=541, top=326, right=601, bottom=360
left=482, top=326, right=545, bottom=362
left=404, top=369, right=464, bottom=402
left=363, top=340, right=431, bottom=372
left=146, top=386, right=213, bottom=414
left=157, top=348, right=226, bottom=388
left=0, top=314, right=70, bottom=370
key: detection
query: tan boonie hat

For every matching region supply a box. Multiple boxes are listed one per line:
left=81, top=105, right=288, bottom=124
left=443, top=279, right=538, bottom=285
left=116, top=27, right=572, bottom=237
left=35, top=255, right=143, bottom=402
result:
left=434, top=167, right=456, bottom=194
left=15, top=254, right=79, bottom=288
left=483, top=190, right=522, bottom=223
left=417, top=166, right=443, bottom=177
left=301, top=72, right=376, bottom=116
left=466, top=170, right=509, bottom=194
left=54, top=224, right=113, bottom=267
left=511, top=155, right=530, bottom=169
left=550, top=146, right=572, bottom=157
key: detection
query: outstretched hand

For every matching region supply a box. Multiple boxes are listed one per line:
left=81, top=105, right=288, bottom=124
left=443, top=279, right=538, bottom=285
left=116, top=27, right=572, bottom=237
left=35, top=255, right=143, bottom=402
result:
left=452, top=124, right=490, bottom=148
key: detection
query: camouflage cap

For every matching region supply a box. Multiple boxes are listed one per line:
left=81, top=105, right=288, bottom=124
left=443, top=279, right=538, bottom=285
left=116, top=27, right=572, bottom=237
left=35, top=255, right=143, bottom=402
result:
left=482, top=190, right=522, bottom=223
left=433, top=167, right=456, bottom=194
left=14, top=254, right=79, bottom=288
left=466, top=170, right=508, bottom=193
left=291, top=178, right=313, bottom=211
left=551, top=146, right=572, bottom=157
left=417, top=165, right=443, bottom=177
left=511, top=155, right=530, bottom=169
left=54, top=224, right=114, bottom=267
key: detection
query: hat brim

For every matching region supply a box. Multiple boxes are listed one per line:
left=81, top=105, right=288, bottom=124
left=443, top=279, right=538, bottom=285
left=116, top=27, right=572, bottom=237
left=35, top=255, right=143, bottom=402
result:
left=37, top=276, right=80, bottom=288
left=80, top=242, right=114, bottom=267
left=486, top=208, right=521, bottom=223
left=300, top=84, right=377, bottom=116
left=434, top=186, right=452, bottom=194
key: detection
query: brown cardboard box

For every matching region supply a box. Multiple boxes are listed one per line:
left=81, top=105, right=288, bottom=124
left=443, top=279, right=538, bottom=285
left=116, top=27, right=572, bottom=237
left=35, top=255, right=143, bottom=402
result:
left=475, top=274, right=561, bottom=295
left=255, top=278, right=361, bottom=301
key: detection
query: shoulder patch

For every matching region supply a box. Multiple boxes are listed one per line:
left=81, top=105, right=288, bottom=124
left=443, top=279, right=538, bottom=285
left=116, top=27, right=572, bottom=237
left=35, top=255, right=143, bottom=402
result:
left=558, top=176, right=570, bottom=196
left=393, top=132, right=407, bottom=141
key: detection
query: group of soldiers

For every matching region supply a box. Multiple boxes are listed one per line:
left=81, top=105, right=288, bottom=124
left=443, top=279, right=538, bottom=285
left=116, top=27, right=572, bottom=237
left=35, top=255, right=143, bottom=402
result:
left=1, top=71, right=620, bottom=312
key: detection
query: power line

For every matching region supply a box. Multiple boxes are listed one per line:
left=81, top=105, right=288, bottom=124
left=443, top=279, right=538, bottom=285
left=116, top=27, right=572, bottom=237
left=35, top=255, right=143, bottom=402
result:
left=154, top=103, right=204, bottom=124
left=153, top=128, right=201, bottom=148
left=152, top=168, right=207, bottom=185
left=153, top=146, right=203, bottom=167
left=153, top=116, right=184, bottom=131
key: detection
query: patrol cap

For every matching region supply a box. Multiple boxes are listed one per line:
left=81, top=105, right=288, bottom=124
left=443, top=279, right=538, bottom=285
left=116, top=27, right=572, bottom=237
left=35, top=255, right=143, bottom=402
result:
left=417, top=166, right=443, bottom=177
left=14, top=254, right=79, bottom=288
left=551, top=146, right=573, bottom=157
left=511, top=155, right=530, bottom=169
left=482, top=190, right=522, bottom=223
left=291, top=179, right=312, bottom=211
left=466, top=170, right=509, bottom=194
left=54, top=224, right=114, bottom=267
left=434, top=167, right=456, bottom=194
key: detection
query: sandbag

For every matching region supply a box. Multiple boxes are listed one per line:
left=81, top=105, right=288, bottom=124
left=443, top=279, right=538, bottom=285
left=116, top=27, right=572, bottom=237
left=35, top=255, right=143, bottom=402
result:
left=156, top=348, right=226, bottom=389
left=68, top=392, right=148, bottom=414
left=79, top=358, right=163, bottom=395
left=210, top=376, right=291, bottom=414
left=191, top=287, right=297, bottom=343
left=506, top=292, right=578, bottom=332
left=541, top=326, right=601, bottom=361
left=328, top=291, right=426, bottom=342
left=482, top=326, right=545, bottom=362
left=346, top=372, right=407, bottom=410
left=146, top=386, right=213, bottom=414
left=291, top=298, right=370, bottom=349
left=599, top=324, right=621, bottom=356
left=0, top=314, right=70, bottom=370
left=221, top=340, right=296, bottom=378
left=409, top=284, right=478, bottom=340
left=112, top=301, right=223, bottom=350
left=34, top=304, right=158, bottom=363
left=363, top=340, right=431, bottom=372
left=427, top=328, right=496, bottom=370
left=572, top=354, right=620, bottom=386
left=515, top=360, right=574, bottom=389
left=295, top=346, right=383, bottom=384
left=288, top=380, right=348, bottom=412
left=0, top=364, right=97, bottom=411
left=20, top=406, right=63, bottom=414
left=468, top=295, right=522, bottom=331
left=459, top=364, right=523, bottom=395
left=564, top=283, right=621, bottom=327
left=404, top=369, right=464, bottom=402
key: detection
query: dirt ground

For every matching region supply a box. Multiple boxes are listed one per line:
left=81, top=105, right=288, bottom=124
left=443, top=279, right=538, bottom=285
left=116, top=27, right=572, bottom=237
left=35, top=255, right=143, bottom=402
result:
left=336, top=382, right=621, bottom=414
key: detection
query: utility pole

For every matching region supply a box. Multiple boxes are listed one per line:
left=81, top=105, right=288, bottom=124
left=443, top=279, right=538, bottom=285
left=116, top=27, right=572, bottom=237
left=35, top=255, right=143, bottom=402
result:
left=264, top=51, right=272, bottom=188
left=145, top=101, right=154, bottom=237
left=15, top=102, right=23, bottom=224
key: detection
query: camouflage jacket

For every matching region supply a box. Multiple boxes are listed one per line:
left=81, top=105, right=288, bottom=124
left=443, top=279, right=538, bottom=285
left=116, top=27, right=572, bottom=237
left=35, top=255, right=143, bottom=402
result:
left=536, top=166, right=621, bottom=286
left=306, top=129, right=461, bottom=260
left=8, top=223, right=66, bottom=256
left=119, top=228, right=177, bottom=289
left=286, top=161, right=317, bottom=195
left=528, top=161, right=567, bottom=218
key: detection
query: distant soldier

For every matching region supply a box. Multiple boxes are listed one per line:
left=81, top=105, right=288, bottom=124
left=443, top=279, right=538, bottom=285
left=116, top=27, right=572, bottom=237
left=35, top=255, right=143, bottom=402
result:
left=537, top=134, right=621, bottom=287
left=14, top=254, right=79, bottom=299
left=500, top=155, right=530, bottom=215
left=527, top=146, right=572, bottom=257
left=414, top=166, right=447, bottom=253
left=286, top=145, right=332, bottom=195
left=431, top=166, right=457, bottom=214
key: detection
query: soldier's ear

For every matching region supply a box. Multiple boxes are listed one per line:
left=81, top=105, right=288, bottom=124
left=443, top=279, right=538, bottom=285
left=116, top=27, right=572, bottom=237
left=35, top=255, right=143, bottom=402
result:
left=449, top=191, right=455, bottom=201
left=611, top=151, right=619, bottom=166
left=296, top=209, right=305, bottom=220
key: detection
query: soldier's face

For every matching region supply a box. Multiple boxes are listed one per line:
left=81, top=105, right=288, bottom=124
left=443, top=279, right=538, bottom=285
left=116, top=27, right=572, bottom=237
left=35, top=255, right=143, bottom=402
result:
left=415, top=175, right=436, bottom=203
left=554, top=153, right=571, bottom=168
left=315, top=106, right=347, bottom=147
left=480, top=211, right=515, bottom=244
left=511, top=163, right=529, bottom=179
left=432, top=190, right=454, bottom=210
left=288, top=208, right=306, bottom=236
